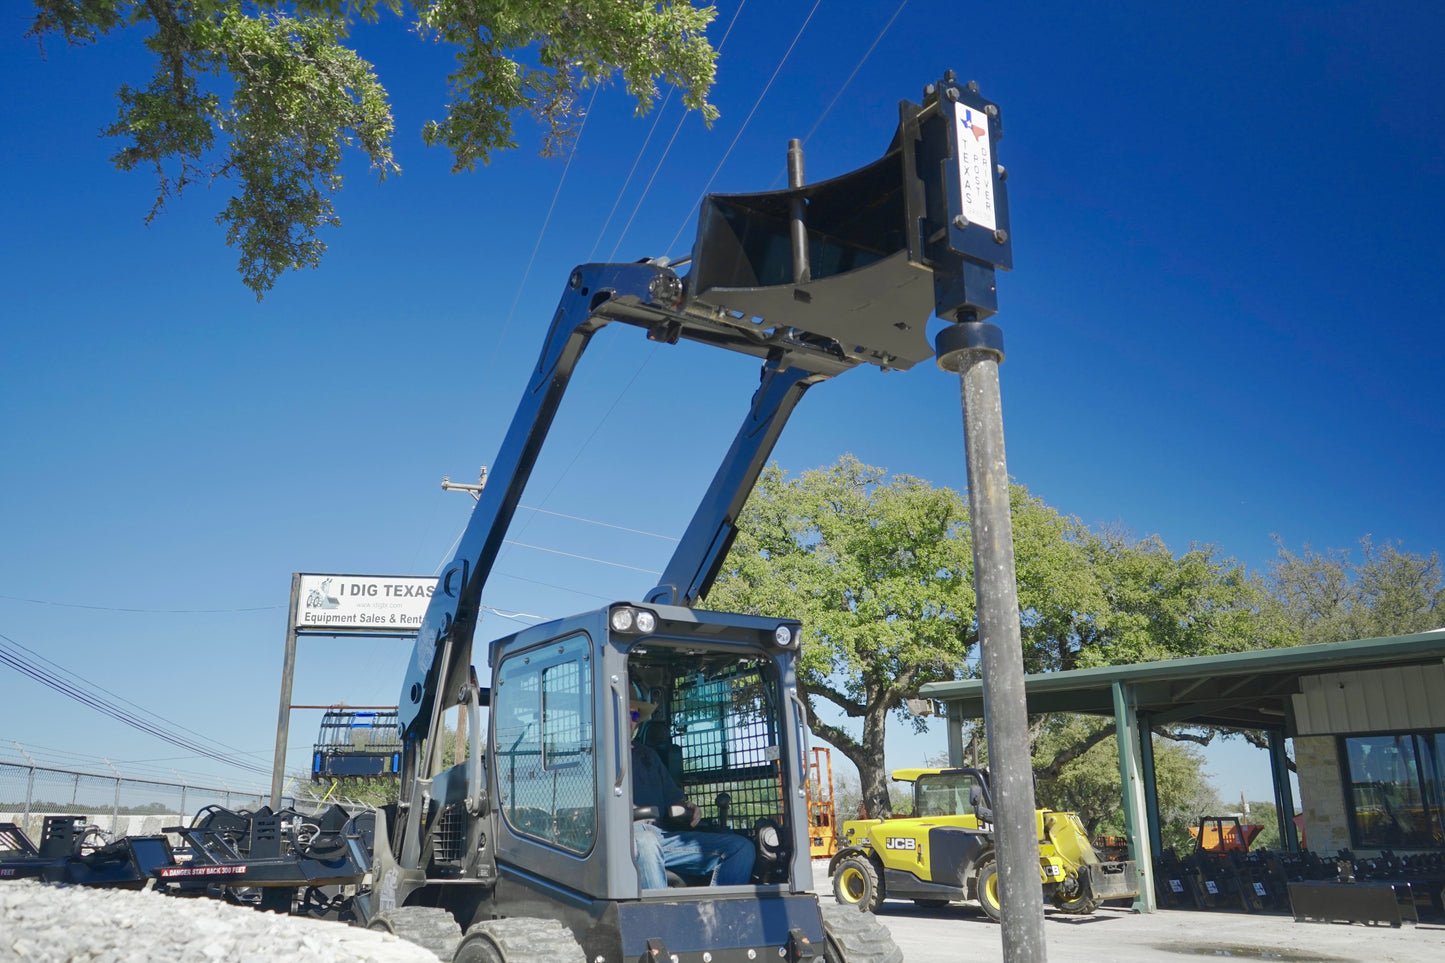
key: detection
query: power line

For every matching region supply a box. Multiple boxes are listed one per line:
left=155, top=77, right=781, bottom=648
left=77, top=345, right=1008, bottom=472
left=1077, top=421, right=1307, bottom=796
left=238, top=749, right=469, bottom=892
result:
left=0, top=593, right=280, bottom=614
left=666, top=0, right=823, bottom=255
left=501, top=540, right=662, bottom=576
left=518, top=504, right=678, bottom=541
left=480, top=83, right=604, bottom=393
left=0, top=631, right=271, bottom=776
left=604, top=0, right=751, bottom=261
left=587, top=87, right=676, bottom=263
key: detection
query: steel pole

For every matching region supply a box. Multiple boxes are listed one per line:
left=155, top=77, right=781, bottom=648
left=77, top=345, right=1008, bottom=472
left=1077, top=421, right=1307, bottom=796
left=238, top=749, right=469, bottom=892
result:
left=787, top=139, right=810, bottom=285
left=270, top=574, right=302, bottom=808
left=937, top=319, right=1047, bottom=962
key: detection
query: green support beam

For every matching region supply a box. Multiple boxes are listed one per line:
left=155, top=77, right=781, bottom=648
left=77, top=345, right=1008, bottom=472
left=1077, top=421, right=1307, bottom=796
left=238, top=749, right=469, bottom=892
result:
left=1268, top=728, right=1300, bottom=852
left=1137, top=712, right=1163, bottom=861
left=1112, top=680, right=1156, bottom=911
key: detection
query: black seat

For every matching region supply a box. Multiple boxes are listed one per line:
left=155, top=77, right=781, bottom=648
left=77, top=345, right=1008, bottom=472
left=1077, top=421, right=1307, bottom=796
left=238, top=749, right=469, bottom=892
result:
left=640, top=719, right=684, bottom=785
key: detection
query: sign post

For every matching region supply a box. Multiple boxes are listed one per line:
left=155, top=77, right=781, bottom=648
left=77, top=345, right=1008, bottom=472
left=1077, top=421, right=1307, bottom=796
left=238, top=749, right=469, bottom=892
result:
left=269, top=573, right=438, bottom=807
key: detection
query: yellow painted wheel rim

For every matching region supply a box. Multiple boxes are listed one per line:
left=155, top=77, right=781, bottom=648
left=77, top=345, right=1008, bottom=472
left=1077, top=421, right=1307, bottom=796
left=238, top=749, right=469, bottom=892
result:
left=839, top=867, right=867, bottom=903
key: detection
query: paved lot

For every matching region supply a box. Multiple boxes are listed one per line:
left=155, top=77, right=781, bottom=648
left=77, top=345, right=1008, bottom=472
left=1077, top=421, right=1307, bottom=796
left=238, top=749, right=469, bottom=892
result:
left=810, top=862, right=1445, bottom=963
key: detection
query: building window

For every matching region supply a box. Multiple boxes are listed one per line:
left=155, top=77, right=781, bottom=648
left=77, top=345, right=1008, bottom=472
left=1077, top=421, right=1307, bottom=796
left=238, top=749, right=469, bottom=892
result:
left=1340, top=732, right=1443, bottom=850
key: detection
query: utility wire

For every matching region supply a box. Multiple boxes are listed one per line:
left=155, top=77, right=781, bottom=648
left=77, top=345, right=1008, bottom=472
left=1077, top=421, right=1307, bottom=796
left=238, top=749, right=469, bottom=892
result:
left=666, top=0, right=823, bottom=255
left=586, top=87, right=676, bottom=263
left=501, top=540, right=662, bottom=576
left=0, top=632, right=270, bottom=776
left=480, top=83, right=604, bottom=393
left=0, top=593, right=279, bottom=614
left=518, top=504, right=678, bottom=541
left=604, top=0, right=751, bottom=261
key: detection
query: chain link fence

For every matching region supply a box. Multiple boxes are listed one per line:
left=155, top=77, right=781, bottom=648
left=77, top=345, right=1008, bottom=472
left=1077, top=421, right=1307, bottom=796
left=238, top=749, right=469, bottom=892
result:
left=0, top=761, right=372, bottom=842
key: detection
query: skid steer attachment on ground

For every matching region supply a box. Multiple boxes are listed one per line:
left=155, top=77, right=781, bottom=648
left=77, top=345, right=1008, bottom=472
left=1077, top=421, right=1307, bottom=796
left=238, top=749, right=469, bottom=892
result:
left=150, top=803, right=373, bottom=918
left=0, top=816, right=172, bottom=889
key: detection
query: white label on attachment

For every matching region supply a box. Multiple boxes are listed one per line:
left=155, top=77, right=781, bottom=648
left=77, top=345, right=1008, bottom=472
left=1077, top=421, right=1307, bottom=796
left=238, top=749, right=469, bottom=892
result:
left=955, top=106, right=996, bottom=231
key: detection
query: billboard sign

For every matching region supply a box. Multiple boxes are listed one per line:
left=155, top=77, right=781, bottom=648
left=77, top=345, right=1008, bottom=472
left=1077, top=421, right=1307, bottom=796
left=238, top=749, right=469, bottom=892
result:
left=294, top=574, right=437, bottom=632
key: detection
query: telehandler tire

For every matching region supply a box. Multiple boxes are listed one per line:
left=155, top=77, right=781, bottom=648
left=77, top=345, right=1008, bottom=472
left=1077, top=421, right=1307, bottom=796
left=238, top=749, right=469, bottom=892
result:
left=974, top=854, right=1002, bottom=923
left=1053, top=890, right=1099, bottom=915
left=454, top=918, right=585, bottom=963
left=832, top=854, right=884, bottom=913
left=819, top=902, right=903, bottom=963
left=368, top=907, right=463, bottom=960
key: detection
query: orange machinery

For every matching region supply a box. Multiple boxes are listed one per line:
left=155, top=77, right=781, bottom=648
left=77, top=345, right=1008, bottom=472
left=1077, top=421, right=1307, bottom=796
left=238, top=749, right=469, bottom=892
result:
left=806, top=747, right=838, bottom=858
left=1189, top=815, right=1264, bottom=852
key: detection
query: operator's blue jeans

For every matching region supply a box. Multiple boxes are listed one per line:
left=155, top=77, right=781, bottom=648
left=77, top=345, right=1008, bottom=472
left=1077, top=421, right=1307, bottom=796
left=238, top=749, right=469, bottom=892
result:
left=634, top=821, right=756, bottom=889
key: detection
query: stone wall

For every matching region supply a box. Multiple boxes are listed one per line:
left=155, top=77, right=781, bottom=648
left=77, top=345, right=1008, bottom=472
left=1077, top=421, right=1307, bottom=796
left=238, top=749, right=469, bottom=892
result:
left=1294, top=736, right=1352, bottom=854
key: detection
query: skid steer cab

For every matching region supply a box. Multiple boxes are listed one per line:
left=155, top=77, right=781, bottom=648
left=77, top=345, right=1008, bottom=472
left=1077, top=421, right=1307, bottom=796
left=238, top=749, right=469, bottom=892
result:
left=829, top=767, right=1138, bottom=921
left=366, top=603, right=898, bottom=962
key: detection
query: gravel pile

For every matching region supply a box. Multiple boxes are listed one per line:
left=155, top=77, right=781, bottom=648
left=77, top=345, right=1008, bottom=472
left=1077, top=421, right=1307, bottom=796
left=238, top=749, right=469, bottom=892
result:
left=0, top=880, right=442, bottom=962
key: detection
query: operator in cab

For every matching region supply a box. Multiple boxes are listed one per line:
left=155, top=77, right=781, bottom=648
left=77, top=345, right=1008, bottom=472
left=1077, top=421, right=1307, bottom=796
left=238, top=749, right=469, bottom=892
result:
left=630, top=690, right=755, bottom=888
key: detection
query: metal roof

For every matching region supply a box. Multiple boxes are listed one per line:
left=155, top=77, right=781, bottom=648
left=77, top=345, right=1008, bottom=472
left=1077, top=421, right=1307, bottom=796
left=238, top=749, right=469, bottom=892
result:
left=919, top=630, right=1445, bottom=730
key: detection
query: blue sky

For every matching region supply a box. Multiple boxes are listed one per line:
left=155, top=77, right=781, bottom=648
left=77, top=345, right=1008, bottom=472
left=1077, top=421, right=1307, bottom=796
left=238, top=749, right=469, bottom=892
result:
left=2, top=1, right=1441, bottom=808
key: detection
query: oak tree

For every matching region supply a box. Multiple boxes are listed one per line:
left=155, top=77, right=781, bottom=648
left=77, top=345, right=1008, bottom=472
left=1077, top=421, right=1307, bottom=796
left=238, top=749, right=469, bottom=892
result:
left=26, top=1, right=718, bottom=296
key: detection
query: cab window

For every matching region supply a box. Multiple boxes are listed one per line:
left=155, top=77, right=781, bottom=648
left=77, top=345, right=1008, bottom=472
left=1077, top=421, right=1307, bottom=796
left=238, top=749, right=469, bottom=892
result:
left=493, top=634, right=595, bottom=853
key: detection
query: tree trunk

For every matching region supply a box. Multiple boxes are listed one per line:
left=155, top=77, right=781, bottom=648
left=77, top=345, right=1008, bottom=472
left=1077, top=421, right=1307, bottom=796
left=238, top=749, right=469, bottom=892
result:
left=857, top=702, right=892, bottom=817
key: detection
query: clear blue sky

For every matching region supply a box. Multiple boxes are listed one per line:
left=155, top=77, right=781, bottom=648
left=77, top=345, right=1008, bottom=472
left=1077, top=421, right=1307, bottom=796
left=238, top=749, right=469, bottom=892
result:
left=2, top=1, right=1441, bottom=808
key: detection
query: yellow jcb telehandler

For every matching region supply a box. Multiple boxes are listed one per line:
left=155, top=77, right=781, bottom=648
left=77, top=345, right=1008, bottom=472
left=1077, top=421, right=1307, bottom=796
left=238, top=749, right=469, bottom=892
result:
left=829, top=767, right=1138, bottom=921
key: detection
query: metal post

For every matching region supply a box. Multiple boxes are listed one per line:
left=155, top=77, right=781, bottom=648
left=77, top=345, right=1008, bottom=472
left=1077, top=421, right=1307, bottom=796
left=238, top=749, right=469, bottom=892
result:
left=787, top=139, right=810, bottom=284
left=1137, top=712, right=1163, bottom=860
left=23, top=766, right=34, bottom=824
left=1268, top=729, right=1300, bottom=852
left=1112, top=680, right=1156, bottom=911
left=936, top=319, right=1047, bottom=962
left=271, top=573, right=302, bottom=807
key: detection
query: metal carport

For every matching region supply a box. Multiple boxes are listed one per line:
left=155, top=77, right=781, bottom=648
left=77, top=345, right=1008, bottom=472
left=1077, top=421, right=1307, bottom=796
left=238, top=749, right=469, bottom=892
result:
left=919, top=630, right=1445, bottom=911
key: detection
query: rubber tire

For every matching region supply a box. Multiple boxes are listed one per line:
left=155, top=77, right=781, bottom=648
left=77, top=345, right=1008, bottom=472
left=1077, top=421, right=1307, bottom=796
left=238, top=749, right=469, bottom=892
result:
left=455, top=918, right=585, bottom=963
left=913, top=899, right=950, bottom=909
left=820, top=902, right=903, bottom=963
left=368, top=907, right=463, bottom=960
left=1054, top=894, right=1100, bottom=915
left=833, top=855, right=885, bottom=913
left=1052, top=879, right=1099, bottom=916
left=975, top=855, right=1002, bottom=923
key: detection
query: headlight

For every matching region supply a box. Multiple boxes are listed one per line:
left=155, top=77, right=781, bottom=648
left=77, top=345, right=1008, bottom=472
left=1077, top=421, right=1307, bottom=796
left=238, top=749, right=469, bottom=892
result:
left=610, top=606, right=657, bottom=634
left=774, top=624, right=795, bottom=647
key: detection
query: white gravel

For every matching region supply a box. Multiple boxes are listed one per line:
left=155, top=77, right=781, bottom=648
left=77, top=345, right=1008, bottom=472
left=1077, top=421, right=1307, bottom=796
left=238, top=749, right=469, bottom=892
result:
left=0, top=880, right=442, bottom=962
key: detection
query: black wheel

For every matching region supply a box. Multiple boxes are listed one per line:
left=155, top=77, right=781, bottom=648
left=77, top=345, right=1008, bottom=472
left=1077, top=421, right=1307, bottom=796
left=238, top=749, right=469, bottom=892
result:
left=913, top=898, right=950, bottom=909
left=975, top=854, right=1002, bottom=922
left=455, top=918, right=585, bottom=963
left=368, top=907, right=463, bottom=960
left=1052, top=876, right=1099, bottom=915
left=820, top=902, right=903, bottom=963
left=833, top=855, right=884, bottom=912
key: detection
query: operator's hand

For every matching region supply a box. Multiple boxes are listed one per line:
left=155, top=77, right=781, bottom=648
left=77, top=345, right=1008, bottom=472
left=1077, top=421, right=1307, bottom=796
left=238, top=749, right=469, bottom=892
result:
left=684, top=801, right=701, bottom=827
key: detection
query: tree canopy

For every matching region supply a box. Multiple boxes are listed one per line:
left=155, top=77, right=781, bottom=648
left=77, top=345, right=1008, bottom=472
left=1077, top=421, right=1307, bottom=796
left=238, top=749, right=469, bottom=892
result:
left=1264, top=535, right=1444, bottom=644
left=705, top=454, right=1265, bottom=817
left=27, top=1, right=719, bottom=296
